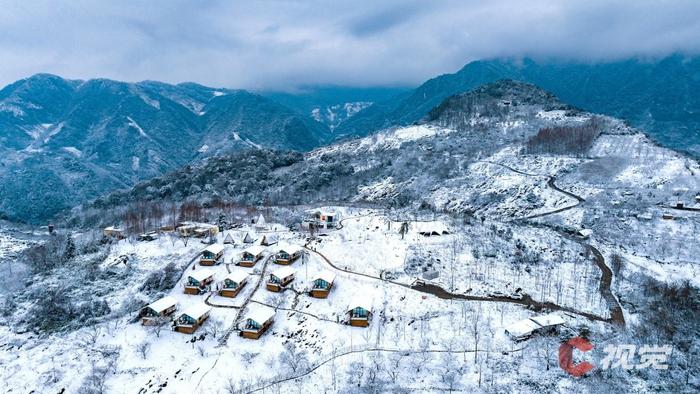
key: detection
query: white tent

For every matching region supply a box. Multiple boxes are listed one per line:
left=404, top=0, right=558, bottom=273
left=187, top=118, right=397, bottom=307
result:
left=255, top=214, right=266, bottom=229
left=223, top=232, right=235, bottom=244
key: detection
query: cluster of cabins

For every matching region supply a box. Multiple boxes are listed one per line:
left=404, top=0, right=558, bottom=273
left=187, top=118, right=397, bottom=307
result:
left=139, top=236, right=369, bottom=339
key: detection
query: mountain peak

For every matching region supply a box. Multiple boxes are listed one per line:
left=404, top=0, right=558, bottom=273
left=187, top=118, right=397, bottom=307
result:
left=424, top=79, right=572, bottom=125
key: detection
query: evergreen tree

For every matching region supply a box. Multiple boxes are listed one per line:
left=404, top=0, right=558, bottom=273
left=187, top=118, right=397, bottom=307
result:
left=63, top=235, right=76, bottom=262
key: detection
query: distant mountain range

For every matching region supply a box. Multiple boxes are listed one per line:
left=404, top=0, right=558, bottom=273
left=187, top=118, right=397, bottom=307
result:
left=262, top=86, right=409, bottom=130
left=334, top=55, right=700, bottom=157
left=3, top=54, right=700, bottom=223
left=0, top=74, right=331, bottom=223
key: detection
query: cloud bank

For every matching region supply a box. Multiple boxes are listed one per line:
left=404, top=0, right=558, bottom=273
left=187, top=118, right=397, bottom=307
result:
left=1, top=0, right=699, bottom=90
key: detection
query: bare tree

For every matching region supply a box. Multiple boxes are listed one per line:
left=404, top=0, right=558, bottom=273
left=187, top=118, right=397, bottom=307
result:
left=137, top=341, right=151, bottom=360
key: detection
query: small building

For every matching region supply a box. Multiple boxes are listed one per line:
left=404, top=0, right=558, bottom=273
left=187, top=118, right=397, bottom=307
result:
left=695, top=195, right=700, bottom=203
left=139, top=296, right=177, bottom=325
left=184, top=269, right=215, bottom=295
left=104, top=226, right=125, bottom=239
left=138, top=231, right=159, bottom=242
left=240, top=308, right=275, bottom=339
left=177, top=222, right=219, bottom=238
left=274, top=244, right=303, bottom=265
left=200, top=244, right=225, bottom=266
left=223, top=232, right=235, bottom=244
left=239, top=245, right=265, bottom=267
left=662, top=213, right=674, bottom=220
left=260, top=234, right=278, bottom=246
left=266, top=266, right=295, bottom=292
left=505, top=313, right=566, bottom=341
left=219, top=271, right=249, bottom=298
left=577, top=229, right=593, bottom=239
left=255, top=214, right=267, bottom=230
left=415, top=222, right=450, bottom=237
left=310, top=272, right=336, bottom=298
left=242, top=232, right=257, bottom=244
left=174, top=304, right=212, bottom=334
left=347, top=297, right=373, bottom=327
left=308, top=209, right=340, bottom=229
left=675, top=201, right=685, bottom=209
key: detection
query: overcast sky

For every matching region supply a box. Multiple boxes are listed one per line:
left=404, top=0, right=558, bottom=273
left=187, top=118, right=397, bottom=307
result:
left=1, top=0, right=700, bottom=91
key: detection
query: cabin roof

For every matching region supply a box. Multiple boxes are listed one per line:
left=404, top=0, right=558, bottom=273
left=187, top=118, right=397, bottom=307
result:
left=147, top=296, right=177, bottom=313
left=181, top=304, right=212, bottom=320
left=189, top=268, right=214, bottom=282
left=262, top=234, right=279, bottom=244
left=203, top=244, right=225, bottom=254
left=414, top=222, right=450, bottom=235
left=271, top=266, right=295, bottom=279
left=246, top=307, right=275, bottom=325
left=244, top=245, right=266, bottom=256
left=505, top=313, right=565, bottom=339
left=104, top=226, right=123, bottom=232
left=530, top=313, right=566, bottom=328
left=224, top=271, right=249, bottom=284
left=348, top=296, right=372, bottom=312
left=276, top=243, right=303, bottom=255
left=256, top=214, right=266, bottom=226
left=504, top=318, right=541, bottom=339
left=314, top=271, right=336, bottom=284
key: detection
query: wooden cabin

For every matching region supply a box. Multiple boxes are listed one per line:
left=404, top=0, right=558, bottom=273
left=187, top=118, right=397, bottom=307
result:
left=223, top=232, right=235, bottom=244
left=266, top=266, right=295, bottom=292
left=260, top=234, right=278, bottom=246
left=240, top=308, right=275, bottom=339
left=174, top=304, right=212, bottom=334
left=103, top=226, right=126, bottom=239
left=242, top=232, right=256, bottom=244
left=177, top=222, right=219, bottom=238
left=505, top=313, right=566, bottom=341
left=239, top=245, right=265, bottom=267
left=184, top=269, right=215, bottom=295
left=347, top=298, right=372, bottom=327
left=219, top=271, right=249, bottom=298
left=200, top=244, right=225, bottom=266
left=274, top=244, right=303, bottom=265
left=310, top=272, right=336, bottom=298
left=140, top=296, right=177, bottom=325
left=310, top=210, right=340, bottom=229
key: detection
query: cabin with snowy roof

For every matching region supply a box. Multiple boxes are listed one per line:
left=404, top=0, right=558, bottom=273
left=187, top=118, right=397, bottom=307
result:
left=347, top=297, right=372, bottom=327
left=219, top=271, right=249, bottom=298
left=242, top=232, right=256, bottom=244
left=504, top=313, right=566, bottom=341
left=200, top=244, right=225, bottom=266
left=254, top=214, right=267, bottom=230
left=103, top=226, right=125, bottom=239
left=274, top=244, right=303, bottom=265
left=310, top=272, right=336, bottom=298
left=184, top=269, right=214, bottom=295
left=260, top=234, right=278, bottom=246
left=266, top=266, right=295, bottom=292
left=174, top=304, right=212, bottom=334
left=139, top=296, right=177, bottom=325
left=239, top=245, right=265, bottom=267
left=240, top=308, right=275, bottom=339
left=310, top=209, right=340, bottom=229
left=223, top=232, right=235, bottom=244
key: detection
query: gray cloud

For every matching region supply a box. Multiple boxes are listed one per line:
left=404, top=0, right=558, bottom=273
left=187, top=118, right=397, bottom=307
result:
left=1, top=0, right=699, bottom=90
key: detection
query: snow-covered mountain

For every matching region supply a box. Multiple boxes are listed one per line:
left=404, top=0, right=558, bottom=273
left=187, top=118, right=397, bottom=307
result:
left=4, top=79, right=699, bottom=393
left=0, top=74, right=331, bottom=223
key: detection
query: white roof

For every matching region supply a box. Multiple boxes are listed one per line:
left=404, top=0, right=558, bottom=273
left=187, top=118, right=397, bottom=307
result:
left=415, top=222, right=449, bottom=234
left=223, top=232, right=235, bottom=241
left=246, top=307, right=275, bottom=325
left=256, top=214, right=266, bottom=226
left=504, top=318, right=541, bottom=339
left=243, top=245, right=266, bottom=256
left=272, top=266, right=295, bottom=279
left=276, top=243, right=303, bottom=255
left=224, top=271, right=249, bottom=284
left=147, top=296, right=177, bottom=313
left=104, top=226, right=123, bottom=231
left=530, top=313, right=566, bottom=328
left=348, top=295, right=372, bottom=312
left=181, top=304, right=211, bottom=320
left=314, top=271, right=336, bottom=284
left=189, top=268, right=214, bottom=282
left=203, top=244, right=225, bottom=254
